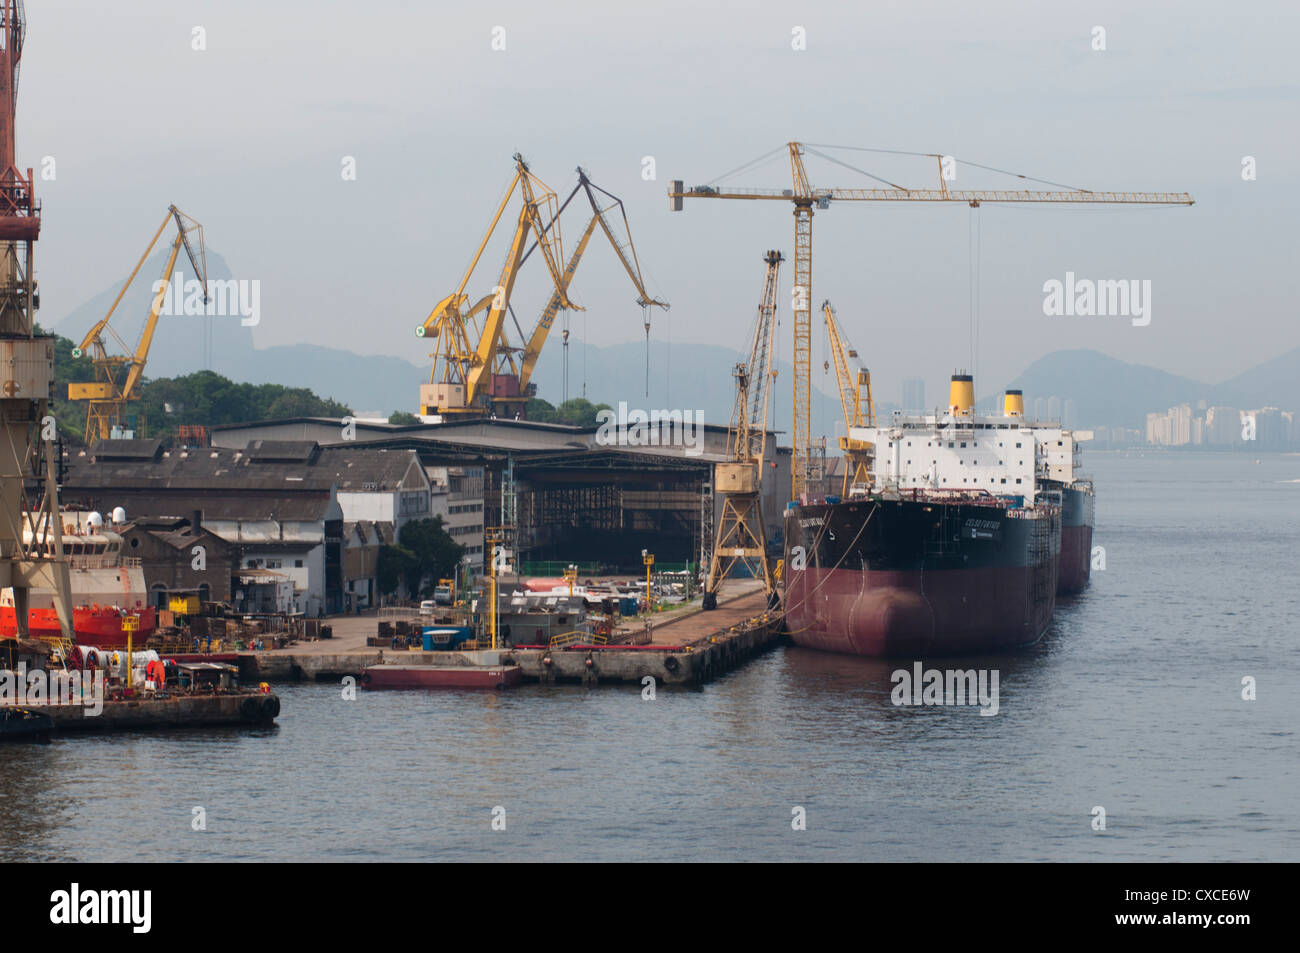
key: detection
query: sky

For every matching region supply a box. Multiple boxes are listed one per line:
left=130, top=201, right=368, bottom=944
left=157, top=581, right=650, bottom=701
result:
left=19, top=0, right=1300, bottom=408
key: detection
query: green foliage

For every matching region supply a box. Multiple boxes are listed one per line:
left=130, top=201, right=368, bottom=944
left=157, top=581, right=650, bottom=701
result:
left=526, top=396, right=612, bottom=427
left=397, top=516, right=465, bottom=597
left=377, top=545, right=415, bottom=597
left=140, top=371, right=351, bottom=432
left=39, top=325, right=352, bottom=444
left=388, top=410, right=420, bottom=425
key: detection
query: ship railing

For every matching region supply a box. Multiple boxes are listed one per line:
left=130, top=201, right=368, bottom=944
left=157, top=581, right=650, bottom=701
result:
left=549, top=629, right=609, bottom=649
left=120, top=557, right=143, bottom=568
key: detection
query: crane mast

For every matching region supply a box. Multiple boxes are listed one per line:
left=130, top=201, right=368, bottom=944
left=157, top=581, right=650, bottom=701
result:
left=670, top=141, right=1194, bottom=500
left=702, top=250, right=782, bottom=610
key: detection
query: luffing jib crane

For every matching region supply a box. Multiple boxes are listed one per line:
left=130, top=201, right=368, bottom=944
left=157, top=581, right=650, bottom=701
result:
left=418, top=157, right=666, bottom=420
left=517, top=168, right=668, bottom=397
left=69, top=204, right=207, bottom=443
left=670, top=142, right=1195, bottom=499
left=822, top=300, right=875, bottom=496
left=702, top=250, right=782, bottom=611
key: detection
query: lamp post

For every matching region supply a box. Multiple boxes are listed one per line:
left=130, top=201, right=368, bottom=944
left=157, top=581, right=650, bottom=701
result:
left=642, top=550, right=654, bottom=613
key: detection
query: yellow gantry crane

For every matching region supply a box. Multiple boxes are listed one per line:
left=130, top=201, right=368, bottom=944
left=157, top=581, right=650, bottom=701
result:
left=417, top=153, right=574, bottom=419
left=69, top=204, right=207, bottom=443
left=669, top=142, right=1195, bottom=499
left=702, top=250, right=782, bottom=611
left=517, top=168, right=668, bottom=398
left=822, top=300, right=875, bottom=496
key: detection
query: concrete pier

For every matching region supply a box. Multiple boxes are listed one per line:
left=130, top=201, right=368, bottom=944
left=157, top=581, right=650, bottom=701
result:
left=237, top=583, right=782, bottom=687
left=20, top=692, right=281, bottom=735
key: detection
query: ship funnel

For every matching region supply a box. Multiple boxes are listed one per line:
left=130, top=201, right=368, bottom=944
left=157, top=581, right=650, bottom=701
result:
left=1004, top=389, right=1024, bottom=418
left=948, top=374, right=974, bottom=417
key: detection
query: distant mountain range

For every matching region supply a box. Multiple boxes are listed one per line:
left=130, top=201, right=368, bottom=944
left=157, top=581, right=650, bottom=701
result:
left=47, top=253, right=1298, bottom=432
left=1000, top=348, right=1300, bottom=429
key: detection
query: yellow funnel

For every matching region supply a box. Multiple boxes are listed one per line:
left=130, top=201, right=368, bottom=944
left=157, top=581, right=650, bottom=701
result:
left=948, top=374, right=974, bottom=417
left=1004, top=389, right=1024, bottom=417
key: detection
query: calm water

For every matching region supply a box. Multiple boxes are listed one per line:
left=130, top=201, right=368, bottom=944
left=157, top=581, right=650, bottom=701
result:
left=3, top=451, right=1297, bottom=862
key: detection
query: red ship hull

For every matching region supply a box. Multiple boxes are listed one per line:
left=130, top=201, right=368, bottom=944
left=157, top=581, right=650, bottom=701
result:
left=0, top=605, right=157, bottom=649
left=785, top=565, right=1058, bottom=657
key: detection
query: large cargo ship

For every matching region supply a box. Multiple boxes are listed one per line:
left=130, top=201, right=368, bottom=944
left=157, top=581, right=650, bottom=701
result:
left=0, top=511, right=156, bottom=649
left=783, top=376, right=1086, bottom=657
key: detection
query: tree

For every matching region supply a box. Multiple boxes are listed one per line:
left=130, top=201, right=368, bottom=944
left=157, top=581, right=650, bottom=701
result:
left=553, top=398, right=613, bottom=427
left=397, top=516, right=465, bottom=597
left=525, top=396, right=612, bottom=427
left=377, top=545, right=416, bottom=597
left=388, top=410, right=420, bottom=425
left=525, top=397, right=556, bottom=422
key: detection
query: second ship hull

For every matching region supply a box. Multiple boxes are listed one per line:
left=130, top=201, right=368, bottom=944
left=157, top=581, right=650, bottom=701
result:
left=783, top=494, right=1060, bottom=657
left=1056, top=481, right=1095, bottom=594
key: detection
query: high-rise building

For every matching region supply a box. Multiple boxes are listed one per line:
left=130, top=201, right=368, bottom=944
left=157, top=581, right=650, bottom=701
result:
left=1047, top=396, right=1061, bottom=422
left=902, top=378, right=925, bottom=413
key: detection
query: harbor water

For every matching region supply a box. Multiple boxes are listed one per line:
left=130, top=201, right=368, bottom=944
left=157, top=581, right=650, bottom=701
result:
left=2, top=451, right=1296, bottom=862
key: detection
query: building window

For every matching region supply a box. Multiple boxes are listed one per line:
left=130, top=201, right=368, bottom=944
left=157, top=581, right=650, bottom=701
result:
left=295, top=559, right=304, bottom=568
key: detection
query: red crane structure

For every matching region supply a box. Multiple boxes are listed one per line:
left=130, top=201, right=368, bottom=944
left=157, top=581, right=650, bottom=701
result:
left=0, top=0, right=76, bottom=648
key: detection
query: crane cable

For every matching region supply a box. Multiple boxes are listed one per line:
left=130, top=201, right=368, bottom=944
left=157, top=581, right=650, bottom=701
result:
left=970, top=205, right=981, bottom=397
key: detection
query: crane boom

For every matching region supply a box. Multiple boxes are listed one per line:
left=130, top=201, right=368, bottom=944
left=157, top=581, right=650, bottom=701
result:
left=418, top=154, right=575, bottom=418
left=518, top=214, right=598, bottom=392
left=822, top=300, right=875, bottom=495
left=670, top=141, right=1195, bottom=500
left=69, top=204, right=207, bottom=442
left=515, top=169, right=668, bottom=394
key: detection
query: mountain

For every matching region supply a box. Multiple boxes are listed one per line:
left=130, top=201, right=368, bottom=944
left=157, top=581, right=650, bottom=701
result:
left=50, top=258, right=1295, bottom=432
left=1002, top=349, right=1210, bottom=429
left=528, top=337, right=846, bottom=434
left=997, top=347, right=1300, bottom=430
left=47, top=257, right=842, bottom=422
left=1213, top=344, right=1300, bottom=410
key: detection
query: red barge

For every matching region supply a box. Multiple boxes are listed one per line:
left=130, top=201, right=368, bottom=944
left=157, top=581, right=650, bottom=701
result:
left=361, top=664, right=521, bottom=690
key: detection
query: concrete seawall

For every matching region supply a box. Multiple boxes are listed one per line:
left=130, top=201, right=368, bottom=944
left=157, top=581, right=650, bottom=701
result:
left=25, top=692, right=281, bottom=734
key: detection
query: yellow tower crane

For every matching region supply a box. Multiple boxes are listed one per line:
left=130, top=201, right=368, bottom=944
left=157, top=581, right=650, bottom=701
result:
left=416, top=153, right=574, bottom=419
left=669, top=142, right=1195, bottom=499
left=822, top=300, right=875, bottom=496
left=69, top=204, right=207, bottom=443
left=702, top=250, right=782, bottom=611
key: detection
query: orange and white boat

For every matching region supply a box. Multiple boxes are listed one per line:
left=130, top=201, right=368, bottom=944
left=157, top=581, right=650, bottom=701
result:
left=0, top=510, right=155, bottom=649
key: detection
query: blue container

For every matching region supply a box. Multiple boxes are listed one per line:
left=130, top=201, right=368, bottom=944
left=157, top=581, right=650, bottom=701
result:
left=619, top=597, right=638, bottom=616
left=424, top=626, right=472, bottom=649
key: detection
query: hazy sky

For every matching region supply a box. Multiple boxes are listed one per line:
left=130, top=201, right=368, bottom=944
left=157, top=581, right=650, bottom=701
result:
left=21, top=0, right=1299, bottom=406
